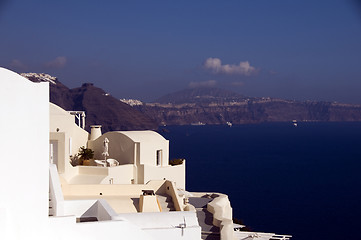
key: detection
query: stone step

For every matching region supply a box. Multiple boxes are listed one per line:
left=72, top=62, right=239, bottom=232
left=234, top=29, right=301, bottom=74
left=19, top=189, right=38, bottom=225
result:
left=157, top=195, right=175, bottom=211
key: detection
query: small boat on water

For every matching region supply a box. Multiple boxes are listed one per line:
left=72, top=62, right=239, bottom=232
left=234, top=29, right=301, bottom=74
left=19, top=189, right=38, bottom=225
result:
left=191, top=121, right=206, bottom=126
left=226, top=121, right=232, bottom=127
left=293, top=120, right=298, bottom=127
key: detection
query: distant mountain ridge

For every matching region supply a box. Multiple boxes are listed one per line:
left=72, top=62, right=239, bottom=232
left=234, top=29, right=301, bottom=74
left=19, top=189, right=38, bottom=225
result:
left=22, top=73, right=157, bottom=132
left=138, top=87, right=361, bottom=126
left=154, top=87, right=249, bottom=104
left=22, top=72, right=361, bottom=128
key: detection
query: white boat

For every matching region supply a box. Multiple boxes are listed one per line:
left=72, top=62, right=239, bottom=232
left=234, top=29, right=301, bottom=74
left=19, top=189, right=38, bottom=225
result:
left=226, top=121, right=233, bottom=127
left=292, top=120, right=298, bottom=127
left=191, top=121, right=205, bottom=126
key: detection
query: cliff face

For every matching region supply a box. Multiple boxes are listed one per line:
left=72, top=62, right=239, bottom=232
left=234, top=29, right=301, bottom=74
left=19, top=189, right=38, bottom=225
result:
left=22, top=73, right=361, bottom=128
left=68, top=83, right=158, bottom=132
left=22, top=73, right=158, bottom=132
left=137, top=88, right=361, bottom=125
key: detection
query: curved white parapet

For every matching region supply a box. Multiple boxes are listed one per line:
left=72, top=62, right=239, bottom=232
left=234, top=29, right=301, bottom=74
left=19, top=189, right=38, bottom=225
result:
left=207, top=194, right=232, bottom=227
left=206, top=194, right=234, bottom=240
left=184, top=204, right=196, bottom=212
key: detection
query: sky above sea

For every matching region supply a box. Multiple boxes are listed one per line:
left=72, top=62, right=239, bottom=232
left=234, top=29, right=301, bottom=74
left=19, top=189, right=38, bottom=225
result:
left=1, top=0, right=361, bottom=103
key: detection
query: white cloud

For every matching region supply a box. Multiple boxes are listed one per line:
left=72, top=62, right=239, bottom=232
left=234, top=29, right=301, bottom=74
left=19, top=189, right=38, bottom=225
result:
left=188, top=80, right=217, bottom=88
left=45, top=56, right=67, bottom=69
left=204, top=57, right=258, bottom=76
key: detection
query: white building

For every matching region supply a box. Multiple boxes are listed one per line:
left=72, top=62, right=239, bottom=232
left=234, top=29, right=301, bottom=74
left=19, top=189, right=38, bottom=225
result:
left=0, top=67, right=291, bottom=240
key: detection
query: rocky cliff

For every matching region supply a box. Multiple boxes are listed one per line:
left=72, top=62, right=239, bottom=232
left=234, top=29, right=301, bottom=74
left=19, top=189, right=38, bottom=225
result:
left=22, top=73, right=158, bottom=132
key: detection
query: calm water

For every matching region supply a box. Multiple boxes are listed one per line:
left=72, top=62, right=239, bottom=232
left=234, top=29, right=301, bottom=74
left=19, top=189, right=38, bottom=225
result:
left=159, top=122, right=361, bottom=240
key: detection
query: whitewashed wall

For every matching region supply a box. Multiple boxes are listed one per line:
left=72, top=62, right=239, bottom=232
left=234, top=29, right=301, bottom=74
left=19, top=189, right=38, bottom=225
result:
left=0, top=67, right=49, bottom=240
left=142, top=164, right=185, bottom=189
left=50, top=103, right=89, bottom=172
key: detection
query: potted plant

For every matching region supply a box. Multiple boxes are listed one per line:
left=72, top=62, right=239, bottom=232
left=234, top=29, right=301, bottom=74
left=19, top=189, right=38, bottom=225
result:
left=169, top=158, right=185, bottom=166
left=78, top=146, right=94, bottom=166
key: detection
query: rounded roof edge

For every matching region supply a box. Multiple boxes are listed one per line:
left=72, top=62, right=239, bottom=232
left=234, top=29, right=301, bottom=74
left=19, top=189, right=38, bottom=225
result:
left=50, top=102, right=71, bottom=116
left=0, top=67, right=45, bottom=86
left=114, top=130, right=167, bottom=142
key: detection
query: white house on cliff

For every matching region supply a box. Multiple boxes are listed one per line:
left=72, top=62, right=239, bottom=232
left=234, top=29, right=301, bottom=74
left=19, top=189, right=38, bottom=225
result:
left=0, top=67, right=291, bottom=240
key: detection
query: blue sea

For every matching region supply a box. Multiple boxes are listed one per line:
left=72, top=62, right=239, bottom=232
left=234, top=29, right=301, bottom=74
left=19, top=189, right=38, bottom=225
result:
left=159, top=122, right=361, bottom=240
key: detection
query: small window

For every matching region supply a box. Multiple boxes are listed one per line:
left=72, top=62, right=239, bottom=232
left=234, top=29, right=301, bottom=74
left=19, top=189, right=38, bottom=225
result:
left=156, top=150, right=162, bottom=166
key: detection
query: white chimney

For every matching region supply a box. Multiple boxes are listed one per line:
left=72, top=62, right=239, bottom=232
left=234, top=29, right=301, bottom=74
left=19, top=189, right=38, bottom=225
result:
left=89, top=125, right=102, bottom=140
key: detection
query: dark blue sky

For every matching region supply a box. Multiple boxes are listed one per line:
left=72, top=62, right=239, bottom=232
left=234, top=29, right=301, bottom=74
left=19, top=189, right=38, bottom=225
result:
left=1, top=0, right=361, bottom=103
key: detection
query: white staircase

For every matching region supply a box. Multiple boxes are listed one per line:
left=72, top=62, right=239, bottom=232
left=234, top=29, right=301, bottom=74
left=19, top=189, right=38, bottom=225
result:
left=157, top=194, right=175, bottom=211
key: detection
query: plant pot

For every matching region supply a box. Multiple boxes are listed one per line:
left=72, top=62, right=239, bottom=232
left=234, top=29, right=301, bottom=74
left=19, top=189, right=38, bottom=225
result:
left=83, top=160, right=90, bottom=166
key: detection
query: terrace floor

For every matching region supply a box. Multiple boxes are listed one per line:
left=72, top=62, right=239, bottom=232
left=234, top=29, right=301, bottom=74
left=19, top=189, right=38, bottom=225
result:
left=65, top=195, right=140, bottom=213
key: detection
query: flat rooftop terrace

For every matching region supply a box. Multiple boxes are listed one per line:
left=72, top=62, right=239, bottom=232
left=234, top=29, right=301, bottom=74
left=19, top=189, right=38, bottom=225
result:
left=64, top=195, right=140, bottom=213
left=64, top=192, right=175, bottom=214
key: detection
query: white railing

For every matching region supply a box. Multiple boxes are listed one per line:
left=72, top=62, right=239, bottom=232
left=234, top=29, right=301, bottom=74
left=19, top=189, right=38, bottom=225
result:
left=49, top=164, right=64, bottom=216
left=68, top=111, right=86, bottom=129
left=233, top=231, right=292, bottom=240
left=270, top=234, right=292, bottom=240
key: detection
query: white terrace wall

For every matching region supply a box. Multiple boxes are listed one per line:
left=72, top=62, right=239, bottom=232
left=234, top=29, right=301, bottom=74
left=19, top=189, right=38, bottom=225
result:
left=61, top=180, right=166, bottom=197
left=50, top=103, right=89, bottom=172
left=142, top=163, right=185, bottom=189
left=63, top=164, right=135, bottom=184
left=0, top=68, right=49, bottom=240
